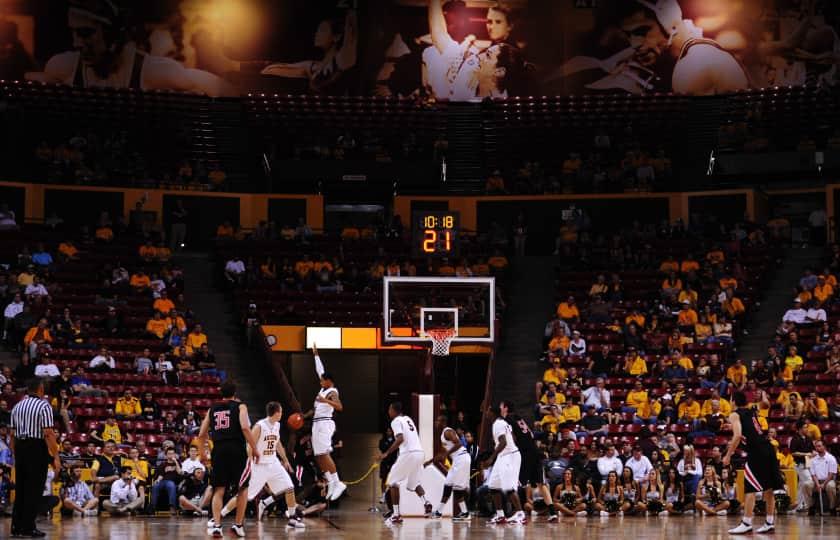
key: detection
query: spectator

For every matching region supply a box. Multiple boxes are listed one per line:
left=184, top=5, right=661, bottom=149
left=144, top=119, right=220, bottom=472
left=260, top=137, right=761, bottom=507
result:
left=24, top=276, right=49, bottom=298
left=31, top=244, right=53, bottom=267
left=577, top=405, right=609, bottom=438
left=90, top=347, right=116, bottom=371
left=122, top=447, right=150, bottom=500
left=23, top=318, right=53, bottom=359
left=582, top=378, right=612, bottom=413
left=597, top=444, right=624, bottom=484
left=783, top=299, right=807, bottom=324
left=129, top=270, right=151, bottom=293
left=485, top=170, right=506, bottom=194
left=3, top=293, right=24, bottom=344
left=153, top=291, right=175, bottom=315
left=151, top=447, right=182, bottom=514
left=146, top=312, right=170, bottom=340
left=70, top=365, right=107, bottom=397
left=224, top=256, right=246, bottom=286
left=185, top=324, right=207, bottom=352
left=135, top=348, right=154, bottom=374
left=91, top=440, right=121, bottom=498
left=139, top=391, right=161, bottom=421
left=180, top=446, right=205, bottom=476
left=556, top=296, right=580, bottom=324
left=176, top=401, right=200, bottom=436
left=103, top=467, right=144, bottom=515
left=91, top=413, right=122, bottom=445
left=806, top=439, right=837, bottom=515
left=115, top=389, right=141, bottom=419
left=155, top=353, right=178, bottom=385
left=178, top=467, right=211, bottom=516
left=568, top=331, right=586, bottom=357
left=61, top=465, right=99, bottom=517
left=677, top=445, right=703, bottom=496
left=194, top=344, right=225, bottom=380
left=804, top=392, right=829, bottom=421
left=99, top=306, right=123, bottom=336
left=626, top=446, right=654, bottom=488
left=33, top=356, right=60, bottom=380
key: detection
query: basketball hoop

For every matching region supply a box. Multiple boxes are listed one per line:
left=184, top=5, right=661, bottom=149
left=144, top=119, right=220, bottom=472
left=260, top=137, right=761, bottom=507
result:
left=427, top=328, right=456, bottom=357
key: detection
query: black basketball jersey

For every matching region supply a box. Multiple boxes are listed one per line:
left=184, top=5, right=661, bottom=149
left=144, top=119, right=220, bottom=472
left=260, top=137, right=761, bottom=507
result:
left=736, top=407, right=769, bottom=451
left=209, top=400, right=245, bottom=443
left=506, top=414, right=537, bottom=454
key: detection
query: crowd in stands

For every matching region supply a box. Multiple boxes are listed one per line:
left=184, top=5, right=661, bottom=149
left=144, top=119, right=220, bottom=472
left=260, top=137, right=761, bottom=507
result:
left=213, top=217, right=509, bottom=332
left=29, top=132, right=228, bottom=192
left=486, top=139, right=672, bottom=196
left=511, top=219, right=840, bottom=517
left=718, top=85, right=840, bottom=156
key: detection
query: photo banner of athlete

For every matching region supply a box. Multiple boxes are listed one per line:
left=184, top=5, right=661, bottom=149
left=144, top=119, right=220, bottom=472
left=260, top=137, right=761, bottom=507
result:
left=0, top=0, right=837, bottom=98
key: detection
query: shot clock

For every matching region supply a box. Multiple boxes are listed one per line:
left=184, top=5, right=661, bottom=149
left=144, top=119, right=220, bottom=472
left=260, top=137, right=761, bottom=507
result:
left=412, top=211, right=460, bottom=257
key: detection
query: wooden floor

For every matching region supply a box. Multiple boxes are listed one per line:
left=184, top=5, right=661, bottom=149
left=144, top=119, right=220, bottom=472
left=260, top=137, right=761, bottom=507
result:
left=7, top=507, right=840, bottom=539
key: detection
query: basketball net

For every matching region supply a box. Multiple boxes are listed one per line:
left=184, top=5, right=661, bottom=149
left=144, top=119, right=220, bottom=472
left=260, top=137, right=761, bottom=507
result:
left=427, top=328, right=456, bottom=357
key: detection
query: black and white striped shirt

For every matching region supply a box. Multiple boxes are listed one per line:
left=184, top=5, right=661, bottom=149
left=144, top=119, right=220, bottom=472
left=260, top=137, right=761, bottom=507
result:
left=10, top=395, right=53, bottom=439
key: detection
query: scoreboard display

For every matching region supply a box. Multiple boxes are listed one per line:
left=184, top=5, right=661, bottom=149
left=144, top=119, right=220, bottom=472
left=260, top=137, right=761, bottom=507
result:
left=411, top=211, right=460, bottom=257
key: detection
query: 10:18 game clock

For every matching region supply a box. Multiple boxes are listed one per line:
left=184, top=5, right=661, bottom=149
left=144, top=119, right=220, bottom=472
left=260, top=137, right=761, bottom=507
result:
left=411, top=211, right=460, bottom=257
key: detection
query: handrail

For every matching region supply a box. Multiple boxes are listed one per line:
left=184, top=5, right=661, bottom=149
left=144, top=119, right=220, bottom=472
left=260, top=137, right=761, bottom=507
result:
left=477, top=347, right=496, bottom=451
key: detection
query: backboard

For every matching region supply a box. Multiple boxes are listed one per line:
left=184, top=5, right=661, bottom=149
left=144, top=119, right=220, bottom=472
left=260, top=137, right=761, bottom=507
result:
left=383, top=276, right=495, bottom=344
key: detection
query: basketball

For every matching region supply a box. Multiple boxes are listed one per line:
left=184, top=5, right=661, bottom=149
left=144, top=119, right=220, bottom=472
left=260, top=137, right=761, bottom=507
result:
left=287, top=412, right=305, bottom=431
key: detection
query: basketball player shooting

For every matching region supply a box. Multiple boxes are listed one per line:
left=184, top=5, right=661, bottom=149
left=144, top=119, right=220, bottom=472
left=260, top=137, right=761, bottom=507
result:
left=305, top=344, right=346, bottom=501
left=198, top=381, right=259, bottom=538
left=377, top=402, right=432, bottom=524
left=723, top=391, right=784, bottom=535
left=220, top=401, right=305, bottom=528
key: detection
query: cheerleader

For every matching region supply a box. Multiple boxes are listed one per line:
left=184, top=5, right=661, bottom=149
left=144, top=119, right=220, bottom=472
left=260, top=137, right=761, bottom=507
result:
left=596, top=471, right=624, bottom=517
left=663, top=468, right=685, bottom=515
left=619, top=467, right=639, bottom=515
left=695, top=465, right=730, bottom=516
left=582, top=478, right=598, bottom=516
left=553, top=469, right=587, bottom=517
left=639, top=469, right=667, bottom=516
left=721, top=468, right=740, bottom=515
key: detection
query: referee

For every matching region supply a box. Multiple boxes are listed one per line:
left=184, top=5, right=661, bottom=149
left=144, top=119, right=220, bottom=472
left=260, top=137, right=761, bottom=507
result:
left=10, top=378, right=59, bottom=538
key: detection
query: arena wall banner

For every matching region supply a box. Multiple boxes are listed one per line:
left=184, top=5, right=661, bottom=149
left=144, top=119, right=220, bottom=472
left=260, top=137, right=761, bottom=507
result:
left=1, top=0, right=837, bottom=99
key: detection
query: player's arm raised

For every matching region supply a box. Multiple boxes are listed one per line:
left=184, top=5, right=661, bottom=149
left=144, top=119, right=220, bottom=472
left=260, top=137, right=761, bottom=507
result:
left=197, top=410, right=211, bottom=462
left=240, top=403, right=260, bottom=463
left=312, top=344, right=324, bottom=377
left=722, top=412, right=741, bottom=466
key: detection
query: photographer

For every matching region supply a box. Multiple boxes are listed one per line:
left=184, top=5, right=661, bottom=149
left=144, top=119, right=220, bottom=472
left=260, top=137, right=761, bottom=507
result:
left=61, top=464, right=99, bottom=517
left=103, top=467, right=143, bottom=515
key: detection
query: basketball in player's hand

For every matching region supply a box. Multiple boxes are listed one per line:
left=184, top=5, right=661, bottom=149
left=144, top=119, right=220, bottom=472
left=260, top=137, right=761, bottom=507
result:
left=287, top=412, right=305, bottom=431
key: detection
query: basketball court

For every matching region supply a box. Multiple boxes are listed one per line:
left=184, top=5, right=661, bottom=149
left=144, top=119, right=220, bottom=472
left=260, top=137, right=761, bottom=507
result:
left=22, top=500, right=840, bottom=539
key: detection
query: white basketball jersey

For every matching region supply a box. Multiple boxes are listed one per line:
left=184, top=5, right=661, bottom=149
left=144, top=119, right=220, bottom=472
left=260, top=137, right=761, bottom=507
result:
left=256, top=418, right=281, bottom=465
left=440, top=427, right=459, bottom=454
left=314, top=386, right=338, bottom=419
left=391, top=415, right=423, bottom=455
left=492, top=418, right=518, bottom=456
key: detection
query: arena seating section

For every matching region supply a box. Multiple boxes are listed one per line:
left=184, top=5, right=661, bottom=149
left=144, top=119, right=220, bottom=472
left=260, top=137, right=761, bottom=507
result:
left=1, top=226, right=220, bottom=461
left=2, top=80, right=838, bottom=195
left=214, top=232, right=507, bottom=329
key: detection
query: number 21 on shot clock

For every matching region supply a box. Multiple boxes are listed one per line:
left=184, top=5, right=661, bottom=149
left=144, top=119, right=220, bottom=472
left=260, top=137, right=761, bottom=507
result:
left=412, top=211, right=460, bottom=257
